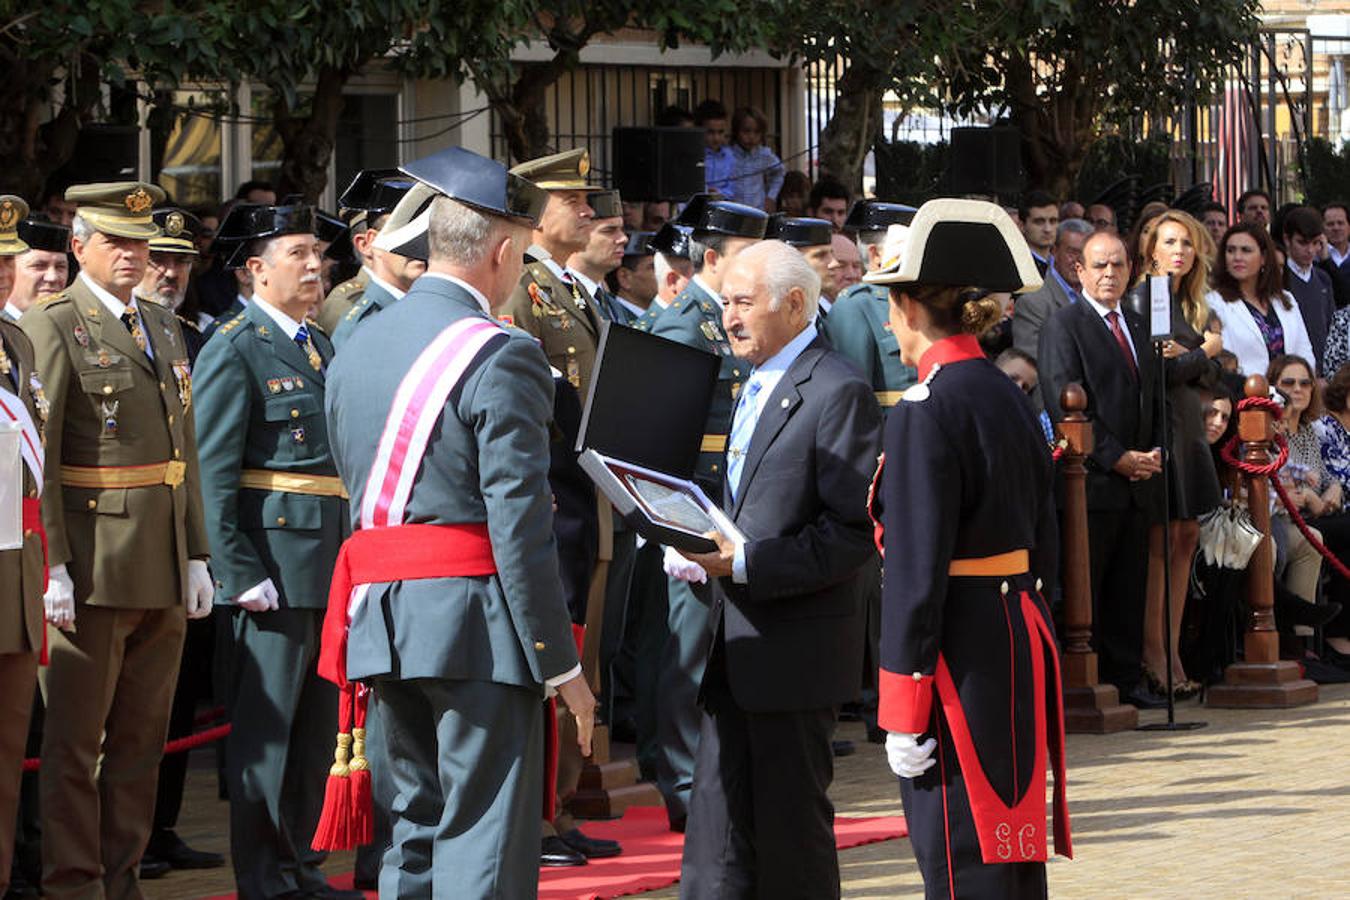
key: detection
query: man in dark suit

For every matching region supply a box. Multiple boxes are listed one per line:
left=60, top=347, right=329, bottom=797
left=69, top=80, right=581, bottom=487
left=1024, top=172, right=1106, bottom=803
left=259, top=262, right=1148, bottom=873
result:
left=676, top=239, right=882, bottom=898
left=1283, top=206, right=1336, bottom=373
left=1039, top=230, right=1166, bottom=708
left=1318, top=201, right=1350, bottom=310
left=1011, top=217, right=1092, bottom=361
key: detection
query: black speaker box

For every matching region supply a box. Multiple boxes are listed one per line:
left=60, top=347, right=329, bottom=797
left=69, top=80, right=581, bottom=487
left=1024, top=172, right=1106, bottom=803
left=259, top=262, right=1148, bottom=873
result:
left=63, top=125, right=141, bottom=183
left=946, top=126, right=1023, bottom=199
left=612, top=127, right=705, bottom=202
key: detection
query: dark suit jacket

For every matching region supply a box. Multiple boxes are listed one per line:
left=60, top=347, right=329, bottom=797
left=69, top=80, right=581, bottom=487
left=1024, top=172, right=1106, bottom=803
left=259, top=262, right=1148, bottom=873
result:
left=711, top=336, right=882, bottom=713
left=1318, top=254, right=1350, bottom=310
left=1039, top=297, right=1163, bottom=515
left=1285, top=266, right=1335, bottom=374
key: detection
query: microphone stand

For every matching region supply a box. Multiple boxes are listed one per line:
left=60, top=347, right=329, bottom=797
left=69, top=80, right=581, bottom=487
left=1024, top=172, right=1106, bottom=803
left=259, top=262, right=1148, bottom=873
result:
left=1138, top=330, right=1206, bottom=733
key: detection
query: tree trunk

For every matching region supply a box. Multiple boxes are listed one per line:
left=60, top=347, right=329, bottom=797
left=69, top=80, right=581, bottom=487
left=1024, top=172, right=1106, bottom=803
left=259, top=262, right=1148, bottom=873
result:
left=1004, top=51, right=1095, bottom=199
left=817, top=62, right=886, bottom=195
left=475, top=47, right=582, bottom=165
left=273, top=65, right=350, bottom=203
left=0, top=53, right=101, bottom=198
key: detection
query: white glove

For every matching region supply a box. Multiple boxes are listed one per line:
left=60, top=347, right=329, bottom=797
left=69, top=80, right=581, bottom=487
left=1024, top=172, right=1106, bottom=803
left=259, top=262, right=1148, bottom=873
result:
left=886, top=732, right=938, bottom=778
left=234, top=577, right=279, bottom=613
left=663, top=545, right=708, bottom=584
left=186, top=560, right=215, bottom=619
left=43, top=563, right=76, bottom=632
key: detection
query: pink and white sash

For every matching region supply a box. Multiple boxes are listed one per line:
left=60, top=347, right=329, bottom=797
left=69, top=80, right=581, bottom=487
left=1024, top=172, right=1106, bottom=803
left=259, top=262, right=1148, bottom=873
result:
left=346, top=316, right=505, bottom=616
left=0, top=384, right=42, bottom=496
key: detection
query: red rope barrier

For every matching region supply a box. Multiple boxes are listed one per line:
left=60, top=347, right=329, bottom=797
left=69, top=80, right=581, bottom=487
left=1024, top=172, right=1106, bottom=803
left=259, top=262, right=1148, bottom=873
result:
left=20, top=723, right=231, bottom=773
left=1219, top=395, right=1350, bottom=582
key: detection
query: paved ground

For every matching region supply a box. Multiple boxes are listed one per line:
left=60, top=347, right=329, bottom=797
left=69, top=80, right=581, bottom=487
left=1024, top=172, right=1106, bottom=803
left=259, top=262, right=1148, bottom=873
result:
left=146, top=683, right=1350, bottom=898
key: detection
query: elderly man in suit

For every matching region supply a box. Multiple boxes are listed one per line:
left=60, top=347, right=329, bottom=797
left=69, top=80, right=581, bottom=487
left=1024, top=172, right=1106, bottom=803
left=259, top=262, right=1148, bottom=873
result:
left=1039, top=230, right=1166, bottom=709
left=322, top=147, right=596, bottom=899
left=21, top=182, right=214, bottom=899
left=676, top=239, right=882, bottom=898
left=1012, top=217, right=1094, bottom=361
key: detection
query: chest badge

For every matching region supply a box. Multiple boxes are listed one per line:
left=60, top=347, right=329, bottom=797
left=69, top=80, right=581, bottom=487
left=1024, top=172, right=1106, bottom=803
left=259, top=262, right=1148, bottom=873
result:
left=100, top=399, right=120, bottom=436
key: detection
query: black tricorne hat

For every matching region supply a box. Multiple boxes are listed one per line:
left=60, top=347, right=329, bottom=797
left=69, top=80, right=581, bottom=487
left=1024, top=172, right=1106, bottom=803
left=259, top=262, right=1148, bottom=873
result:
left=765, top=215, right=832, bottom=248
left=623, top=231, right=655, bottom=259
left=843, top=200, right=917, bottom=234
left=400, top=147, right=547, bottom=227
left=647, top=222, right=692, bottom=259
left=339, top=168, right=415, bottom=221
left=675, top=193, right=766, bottom=240
left=17, top=215, right=70, bottom=254
left=213, top=203, right=317, bottom=269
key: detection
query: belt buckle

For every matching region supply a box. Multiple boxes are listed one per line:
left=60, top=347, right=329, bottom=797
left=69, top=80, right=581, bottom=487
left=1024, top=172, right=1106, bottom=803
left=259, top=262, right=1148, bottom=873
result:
left=163, top=459, right=187, bottom=488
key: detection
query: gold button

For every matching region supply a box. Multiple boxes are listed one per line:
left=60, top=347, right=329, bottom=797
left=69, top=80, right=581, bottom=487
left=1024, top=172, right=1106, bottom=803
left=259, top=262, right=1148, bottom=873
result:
left=711, top=464, right=719, bottom=472
left=102, top=385, right=112, bottom=395
left=566, top=346, right=576, bottom=354
left=87, top=499, right=97, bottom=509
left=276, top=516, right=287, bottom=526
left=534, top=641, right=546, bottom=650
left=174, top=449, right=181, bottom=459
left=160, top=381, right=166, bottom=390
left=733, top=368, right=740, bottom=376
left=290, top=409, right=300, bottom=418
left=168, top=414, right=174, bottom=425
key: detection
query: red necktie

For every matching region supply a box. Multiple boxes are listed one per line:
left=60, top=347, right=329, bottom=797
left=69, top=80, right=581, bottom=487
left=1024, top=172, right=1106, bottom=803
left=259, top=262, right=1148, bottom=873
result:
left=1106, top=310, right=1138, bottom=382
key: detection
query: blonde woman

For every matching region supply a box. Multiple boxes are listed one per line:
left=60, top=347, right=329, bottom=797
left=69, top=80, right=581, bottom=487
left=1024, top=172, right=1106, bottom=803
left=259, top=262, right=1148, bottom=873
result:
left=1130, top=210, right=1223, bottom=697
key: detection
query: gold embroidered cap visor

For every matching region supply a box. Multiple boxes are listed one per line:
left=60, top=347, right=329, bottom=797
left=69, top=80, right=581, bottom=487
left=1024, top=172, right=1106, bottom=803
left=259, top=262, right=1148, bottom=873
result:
left=148, top=208, right=203, bottom=255
left=0, top=195, right=31, bottom=255
left=65, top=181, right=167, bottom=240
left=509, top=148, right=593, bottom=191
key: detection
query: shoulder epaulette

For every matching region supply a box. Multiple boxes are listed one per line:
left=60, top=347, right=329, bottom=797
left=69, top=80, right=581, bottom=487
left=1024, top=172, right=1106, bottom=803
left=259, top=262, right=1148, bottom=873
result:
left=344, top=296, right=373, bottom=321
left=217, top=312, right=247, bottom=336
left=38, top=290, right=72, bottom=307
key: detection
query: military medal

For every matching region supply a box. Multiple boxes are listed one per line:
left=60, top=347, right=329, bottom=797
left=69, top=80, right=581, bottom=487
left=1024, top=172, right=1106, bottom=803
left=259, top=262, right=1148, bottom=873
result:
left=290, top=424, right=307, bottom=444
left=100, top=400, right=119, bottom=436
left=0, top=342, right=9, bottom=376
left=97, top=348, right=112, bottom=368
left=699, top=320, right=720, bottom=344
left=29, top=372, right=48, bottom=428
left=172, top=360, right=192, bottom=412
left=281, top=377, right=294, bottom=391
left=163, top=323, right=177, bottom=346
left=73, top=324, right=89, bottom=347
left=267, top=379, right=281, bottom=394
left=731, top=382, right=741, bottom=400
left=566, top=357, right=581, bottom=388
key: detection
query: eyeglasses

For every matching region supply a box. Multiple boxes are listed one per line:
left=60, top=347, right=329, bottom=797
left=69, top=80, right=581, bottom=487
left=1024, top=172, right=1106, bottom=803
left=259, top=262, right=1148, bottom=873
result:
left=1279, top=377, right=1313, bottom=389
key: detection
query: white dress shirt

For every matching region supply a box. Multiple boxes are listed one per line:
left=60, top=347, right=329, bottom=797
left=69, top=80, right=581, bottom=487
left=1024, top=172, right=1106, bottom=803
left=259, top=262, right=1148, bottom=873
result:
left=1287, top=258, right=1313, bottom=284
left=249, top=294, right=305, bottom=340
left=1081, top=290, right=1138, bottom=369
left=83, top=272, right=154, bottom=360
left=366, top=271, right=407, bottom=302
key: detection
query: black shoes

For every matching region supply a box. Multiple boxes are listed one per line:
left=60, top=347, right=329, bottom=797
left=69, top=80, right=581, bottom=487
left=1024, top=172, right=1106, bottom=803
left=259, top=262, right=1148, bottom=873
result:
left=832, top=740, right=856, bottom=757
left=144, top=829, right=225, bottom=870
left=137, top=858, right=171, bottom=880
left=1123, top=681, right=1169, bottom=710
left=307, top=887, right=367, bottom=900
left=559, top=828, right=622, bottom=859
left=541, top=835, right=587, bottom=867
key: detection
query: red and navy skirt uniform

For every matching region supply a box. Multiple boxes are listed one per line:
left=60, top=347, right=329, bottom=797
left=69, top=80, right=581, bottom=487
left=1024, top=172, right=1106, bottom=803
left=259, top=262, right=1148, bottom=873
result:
left=872, top=334, right=1071, bottom=899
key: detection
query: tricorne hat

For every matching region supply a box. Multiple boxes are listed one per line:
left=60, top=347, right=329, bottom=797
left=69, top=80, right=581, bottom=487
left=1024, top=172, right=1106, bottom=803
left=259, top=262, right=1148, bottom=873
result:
left=843, top=200, right=917, bottom=234
left=401, top=147, right=547, bottom=227
left=372, top=182, right=437, bottom=264
left=863, top=198, right=1042, bottom=293
left=214, top=203, right=317, bottom=269
left=765, top=214, right=832, bottom=248
left=17, top=215, right=69, bottom=254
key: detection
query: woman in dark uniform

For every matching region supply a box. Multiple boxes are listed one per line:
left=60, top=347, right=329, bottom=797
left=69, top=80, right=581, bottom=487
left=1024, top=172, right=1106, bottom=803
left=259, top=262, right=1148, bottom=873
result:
left=864, top=199, right=1072, bottom=899
left=1128, top=210, right=1223, bottom=697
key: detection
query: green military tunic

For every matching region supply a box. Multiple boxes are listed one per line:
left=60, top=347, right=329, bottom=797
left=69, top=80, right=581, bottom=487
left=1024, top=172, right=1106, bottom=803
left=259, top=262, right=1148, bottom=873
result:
left=316, top=268, right=369, bottom=336
left=498, top=254, right=601, bottom=395
left=193, top=298, right=348, bottom=897
left=331, top=276, right=399, bottom=352
left=823, top=282, right=916, bottom=410
left=631, top=302, right=666, bottom=332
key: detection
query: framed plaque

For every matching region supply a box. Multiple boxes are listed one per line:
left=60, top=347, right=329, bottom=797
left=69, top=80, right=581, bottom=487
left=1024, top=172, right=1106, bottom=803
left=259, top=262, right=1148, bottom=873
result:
left=577, top=323, right=742, bottom=553
left=0, top=422, right=20, bottom=551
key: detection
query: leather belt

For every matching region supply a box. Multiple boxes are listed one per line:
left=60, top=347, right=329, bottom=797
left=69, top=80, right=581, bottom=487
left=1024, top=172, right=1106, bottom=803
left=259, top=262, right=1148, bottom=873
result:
left=947, top=549, right=1029, bottom=577
left=240, top=469, right=348, bottom=499
left=61, top=461, right=187, bottom=489
left=701, top=434, right=727, bottom=453
left=876, top=390, right=903, bottom=407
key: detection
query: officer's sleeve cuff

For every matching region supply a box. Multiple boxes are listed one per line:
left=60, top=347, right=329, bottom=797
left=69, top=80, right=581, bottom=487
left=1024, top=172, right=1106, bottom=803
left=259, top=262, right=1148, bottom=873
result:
left=545, top=663, right=582, bottom=689
left=732, top=540, right=748, bottom=584
left=878, top=668, right=935, bottom=734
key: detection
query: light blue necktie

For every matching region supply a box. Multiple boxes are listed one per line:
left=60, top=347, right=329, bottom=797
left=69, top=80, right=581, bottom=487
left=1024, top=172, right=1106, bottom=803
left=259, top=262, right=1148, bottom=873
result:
left=727, top=378, right=763, bottom=502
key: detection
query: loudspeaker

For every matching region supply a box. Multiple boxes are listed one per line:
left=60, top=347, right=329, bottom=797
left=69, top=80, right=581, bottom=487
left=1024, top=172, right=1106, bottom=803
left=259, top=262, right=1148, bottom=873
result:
left=63, top=125, right=140, bottom=183
left=612, top=127, right=705, bottom=202
left=946, top=127, right=1023, bottom=199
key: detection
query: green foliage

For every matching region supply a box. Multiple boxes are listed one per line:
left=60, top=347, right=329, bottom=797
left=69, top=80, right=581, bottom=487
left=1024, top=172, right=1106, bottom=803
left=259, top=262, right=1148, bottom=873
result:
left=1075, top=133, right=1174, bottom=201
left=1301, top=137, right=1350, bottom=207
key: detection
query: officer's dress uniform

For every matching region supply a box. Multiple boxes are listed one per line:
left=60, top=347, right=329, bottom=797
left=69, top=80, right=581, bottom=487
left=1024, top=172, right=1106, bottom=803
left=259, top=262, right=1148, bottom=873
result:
left=499, top=251, right=601, bottom=393
left=194, top=299, right=347, bottom=899
left=23, top=272, right=207, bottom=899
left=326, top=272, right=580, bottom=898
left=316, top=267, right=369, bottom=336
left=647, top=274, right=747, bottom=825
left=825, top=282, right=917, bottom=405
left=330, top=273, right=402, bottom=351
left=0, top=319, right=45, bottom=899
left=876, top=335, right=1071, bottom=899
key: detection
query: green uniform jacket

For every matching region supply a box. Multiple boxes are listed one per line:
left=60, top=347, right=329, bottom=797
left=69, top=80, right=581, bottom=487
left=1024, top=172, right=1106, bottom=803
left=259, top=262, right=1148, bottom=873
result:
left=316, top=269, right=369, bottom=336
left=20, top=277, right=208, bottom=608
left=330, top=276, right=398, bottom=352
left=631, top=302, right=666, bottom=332
left=0, top=320, right=46, bottom=654
left=823, top=283, right=916, bottom=409
left=193, top=301, right=348, bottom=606
left=498, top=256, right=601, bottom=395
left=648, top=278, right=748, bottom=493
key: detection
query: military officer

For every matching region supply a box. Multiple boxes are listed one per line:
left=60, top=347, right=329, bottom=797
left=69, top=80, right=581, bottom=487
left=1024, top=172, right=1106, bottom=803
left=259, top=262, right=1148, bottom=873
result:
left=608, top=231, right=658, bottom=322
left=316, top=170, right=414, bottom=334
left=21, top=181, right=213, bottom=900
left=202, top=214, right=258, bottom=332
left=497, top=148, right=599, bottom=394
left=824, top=201, right=920, bottom=408
left=330, top=184, right=431, bottom=351
left=633, top=222, right=693, bottom=332
left=765, top=214, right=838, bottom=325
left=136, top=208, right=210, bottom=365
left=648, top=194, right=766, bottom=830
left=7, top=216, right=72, bottom=322
left=192, top=203, right=356, bottom=900
left=567, top=190, right=630, bottom=325
left=320, top=146, right=595, bottom=899
left=0, top=305, right=45, bottom=900
left=0, top=196, right=31, bottom=318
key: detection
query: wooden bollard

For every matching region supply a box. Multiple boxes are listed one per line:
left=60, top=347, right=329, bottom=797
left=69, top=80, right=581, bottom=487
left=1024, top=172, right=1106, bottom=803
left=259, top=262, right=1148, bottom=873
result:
left=1058, top=384, right=1139, bottom=733
left=1207, top=375, right=1318, bottom=708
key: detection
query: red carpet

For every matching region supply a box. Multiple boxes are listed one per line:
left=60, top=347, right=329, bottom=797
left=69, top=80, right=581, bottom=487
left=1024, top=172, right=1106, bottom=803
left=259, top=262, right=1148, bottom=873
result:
left=206, top=806, right=906, bottom=899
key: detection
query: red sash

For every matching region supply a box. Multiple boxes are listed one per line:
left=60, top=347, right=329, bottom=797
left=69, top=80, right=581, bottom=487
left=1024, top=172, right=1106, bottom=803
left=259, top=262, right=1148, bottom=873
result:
left=317, top=523, right=496, bottom=687
left=22, top=497, right=48, bottom=664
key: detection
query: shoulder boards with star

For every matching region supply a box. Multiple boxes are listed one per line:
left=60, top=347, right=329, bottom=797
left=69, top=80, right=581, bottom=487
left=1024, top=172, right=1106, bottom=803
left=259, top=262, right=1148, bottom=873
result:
left=217, top=312, right=247, bottom=335
left=344, top=297, right=372, bottom=321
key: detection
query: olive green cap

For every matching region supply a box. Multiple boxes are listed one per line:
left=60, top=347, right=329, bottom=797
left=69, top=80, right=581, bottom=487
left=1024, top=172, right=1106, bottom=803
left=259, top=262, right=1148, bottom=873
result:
left=0, top=196, right=30, bottom=255
left=588, top=189, right=623, bottom=219
left=509, top=148, right=592, bottom=191
left=65, top=181, right=167, bottom=240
